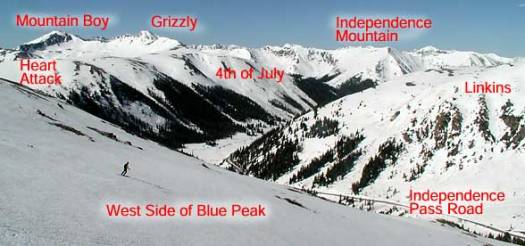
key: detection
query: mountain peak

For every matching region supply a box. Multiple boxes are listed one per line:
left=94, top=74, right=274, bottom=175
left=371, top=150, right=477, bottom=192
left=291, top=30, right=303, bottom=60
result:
left=20, top=31, right=80, bottom=52
left=283, top=43, right=304, bottom=49
left=415, top=46, right=441, bottom=54
left=27, top=31, right=79, bottom=44
left=111, top=30, right=174, bottom=45
left=138, top=30, right=158, bottom=41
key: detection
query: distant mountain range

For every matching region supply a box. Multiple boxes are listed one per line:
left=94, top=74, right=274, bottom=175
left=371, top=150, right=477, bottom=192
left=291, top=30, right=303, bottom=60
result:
left=1, top=30, right=524, bottom=243
left=0, top=31, right=513, bottom=152
left=225, top=52, right=525, bottom=235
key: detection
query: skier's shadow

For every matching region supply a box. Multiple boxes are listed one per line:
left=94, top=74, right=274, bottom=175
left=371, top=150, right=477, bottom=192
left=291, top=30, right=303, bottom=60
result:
left=119, top=174, right=171, bottom=194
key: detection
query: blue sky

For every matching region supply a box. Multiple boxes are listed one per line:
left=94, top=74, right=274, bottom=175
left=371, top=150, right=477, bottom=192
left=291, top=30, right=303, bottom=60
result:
left=2, top=0, right=525, bottom=56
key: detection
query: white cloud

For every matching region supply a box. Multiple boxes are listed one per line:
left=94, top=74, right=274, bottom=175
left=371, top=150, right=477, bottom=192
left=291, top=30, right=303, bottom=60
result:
left=518, top=3, right=525, bottom=7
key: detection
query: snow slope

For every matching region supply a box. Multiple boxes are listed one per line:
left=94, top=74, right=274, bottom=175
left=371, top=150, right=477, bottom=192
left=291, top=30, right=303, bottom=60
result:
left=409, top=46, right=513, bottom=69
left=227, top=58, right=525, bottom=237
left=0, top=78, right=507, bottom=245
left=0, top=32, right=512, bottom=161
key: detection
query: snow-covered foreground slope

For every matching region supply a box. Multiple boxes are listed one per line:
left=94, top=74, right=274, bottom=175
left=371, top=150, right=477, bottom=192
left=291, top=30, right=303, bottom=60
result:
left=227, top=59, right=525, bottom=238
left=0, top=79, right=508, bottom=245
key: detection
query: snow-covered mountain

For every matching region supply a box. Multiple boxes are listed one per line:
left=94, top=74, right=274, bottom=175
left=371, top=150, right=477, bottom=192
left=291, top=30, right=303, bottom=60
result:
left=409, top=46, right=513, bottom=68
left=0, top=31, right=512, bottom=158
left=0, top=77, right=508, bottom=245
left=226, top=57, right=525, bottom=240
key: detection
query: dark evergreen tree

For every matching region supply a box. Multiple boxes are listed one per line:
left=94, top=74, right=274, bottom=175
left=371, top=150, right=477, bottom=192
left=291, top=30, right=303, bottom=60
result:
left=352, top=138, right=403, bottom=193
left=306, top=117, right=339, bottom=138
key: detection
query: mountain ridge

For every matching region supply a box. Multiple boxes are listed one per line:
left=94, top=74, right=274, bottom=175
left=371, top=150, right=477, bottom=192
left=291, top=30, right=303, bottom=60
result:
left=0, top=76, right=510, bottom=245
left=0, top=30, right=516, bottom=158
left=225, top=59, right=525, bottom=236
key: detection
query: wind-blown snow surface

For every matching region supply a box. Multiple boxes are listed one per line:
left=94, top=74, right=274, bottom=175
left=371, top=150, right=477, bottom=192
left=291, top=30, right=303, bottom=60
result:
left=0, top=79, right=507, bottom=245
left=227, top=59, right=525, bottom=236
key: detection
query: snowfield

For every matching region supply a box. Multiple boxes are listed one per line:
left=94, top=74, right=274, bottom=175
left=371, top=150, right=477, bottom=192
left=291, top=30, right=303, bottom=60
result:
left=0, top=78, right=509, bottom=245
left=227, top=58, right=525, bottom=239
left=1, top=30, right=522, bottom=245
left=0, top=31, right=513, bottom=163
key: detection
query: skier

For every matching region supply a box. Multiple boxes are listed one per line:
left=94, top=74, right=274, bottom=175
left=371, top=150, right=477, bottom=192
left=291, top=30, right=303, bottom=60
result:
left=121, top=162, right=130, bottom=176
